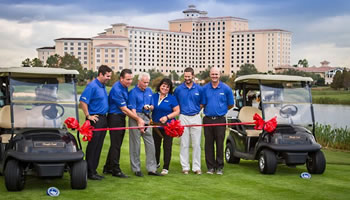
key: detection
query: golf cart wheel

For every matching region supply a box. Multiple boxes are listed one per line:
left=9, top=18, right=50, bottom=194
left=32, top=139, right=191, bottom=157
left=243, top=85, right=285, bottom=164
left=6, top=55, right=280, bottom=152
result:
left=306, top=151, right=326, bottom=174
left=258, top=149, right=277, bottom=174
left=225, top=142, right=240, bottom=164
left=70, top=160, right=87, bottom=189
left=4, top=159, right=25, bottom=191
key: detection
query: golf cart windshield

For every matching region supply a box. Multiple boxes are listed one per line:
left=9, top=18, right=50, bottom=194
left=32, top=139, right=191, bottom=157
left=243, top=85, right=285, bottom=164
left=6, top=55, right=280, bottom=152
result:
left=260, top=82, right=313, bottom=126
left=10, top=77, right=77, bottom=128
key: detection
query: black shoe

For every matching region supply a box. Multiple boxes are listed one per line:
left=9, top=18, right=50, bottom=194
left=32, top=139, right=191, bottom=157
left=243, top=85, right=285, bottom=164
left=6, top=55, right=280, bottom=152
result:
left=112, top=171, right=130, bottom=178
left=88, top=174, right=103, bottom=180
left=95, top=173, right=105, bottom=179
left=148, top=171, right=163, bottom=176
left=135, top=171, right=144, bottom=177
left=103, top=166, right=113, bottom=174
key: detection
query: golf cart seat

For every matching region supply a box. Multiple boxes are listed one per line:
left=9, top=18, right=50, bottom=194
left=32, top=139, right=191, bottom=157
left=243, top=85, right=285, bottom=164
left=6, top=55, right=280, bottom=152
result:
left=238, top=106, right=262, bottom=137
left=0, top=105, right=27, bottom=128
left=0, top=105, right=53, bottom=129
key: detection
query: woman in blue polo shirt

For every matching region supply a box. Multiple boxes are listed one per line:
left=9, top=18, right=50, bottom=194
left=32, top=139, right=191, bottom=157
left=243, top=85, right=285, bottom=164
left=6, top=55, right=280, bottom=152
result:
left=152, top=78, right=179, bottom=175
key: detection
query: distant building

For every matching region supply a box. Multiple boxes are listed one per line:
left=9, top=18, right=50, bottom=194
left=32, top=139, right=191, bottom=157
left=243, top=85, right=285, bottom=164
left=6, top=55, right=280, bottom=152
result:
left=36, top=46, right=55, bottom=66
left=37, top=5, right=291, bottom=75
left=274, top=60, right=343, bottom=84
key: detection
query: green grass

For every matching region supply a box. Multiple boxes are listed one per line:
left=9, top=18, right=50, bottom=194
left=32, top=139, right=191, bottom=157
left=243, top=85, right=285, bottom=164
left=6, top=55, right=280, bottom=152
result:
left=1, top=112, right=350, bottom=199
left=312, top=87, right=350, bottom=105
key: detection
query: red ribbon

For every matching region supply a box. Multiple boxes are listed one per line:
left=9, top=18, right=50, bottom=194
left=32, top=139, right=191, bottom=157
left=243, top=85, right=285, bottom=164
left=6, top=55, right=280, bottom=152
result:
left=64, top=114, right=277, bottom=142
left=164, top=119, right=184, bottom=137
left=64, top=117, right=93, bottom=141
left=253, top=114, right=277, bottom=133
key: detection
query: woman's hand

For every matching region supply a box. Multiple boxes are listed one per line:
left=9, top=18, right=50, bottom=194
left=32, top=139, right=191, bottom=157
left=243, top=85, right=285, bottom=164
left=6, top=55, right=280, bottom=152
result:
left=160, top=116, right=168, bottom=124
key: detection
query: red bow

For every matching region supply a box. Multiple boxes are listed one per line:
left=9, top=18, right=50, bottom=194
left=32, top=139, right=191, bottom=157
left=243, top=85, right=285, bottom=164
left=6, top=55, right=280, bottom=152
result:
left=253, top=114, right=277, bottom=133
left=64, top=117, right=94, bottom=141
left=164, top=119, right=184, bottom=137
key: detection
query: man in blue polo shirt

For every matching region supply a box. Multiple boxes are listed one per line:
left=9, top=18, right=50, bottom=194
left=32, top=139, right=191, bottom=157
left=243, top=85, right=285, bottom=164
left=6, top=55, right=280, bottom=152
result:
left=104, top=69, right=145, bottom=178
left=80, top=65, right=112, bottom=180
left=202, top=67, right=234, bottom=175
left=174, top=67, right=204, bottom=175
left=128, top=72, right=161, bottom=177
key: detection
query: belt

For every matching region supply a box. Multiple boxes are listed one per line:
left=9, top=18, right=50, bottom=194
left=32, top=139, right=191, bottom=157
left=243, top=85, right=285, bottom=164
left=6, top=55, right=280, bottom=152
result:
left=108, top=113, right=125, bottom=117
left=205, top=116, right=225, bottom=120
left=91, top=113, right=107, bottom=117
left=184, top=113, right=199, bottom=116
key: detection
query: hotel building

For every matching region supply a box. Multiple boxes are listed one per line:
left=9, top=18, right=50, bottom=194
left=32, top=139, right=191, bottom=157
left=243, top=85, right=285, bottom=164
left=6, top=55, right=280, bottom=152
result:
left=37, top=5, right=291, bottom=75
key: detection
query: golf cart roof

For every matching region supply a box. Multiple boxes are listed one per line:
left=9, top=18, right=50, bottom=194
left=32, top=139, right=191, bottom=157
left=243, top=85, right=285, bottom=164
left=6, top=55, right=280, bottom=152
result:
left=235, top=74, right=313, bottom=84
left=0, top=67, right=79, bottom=77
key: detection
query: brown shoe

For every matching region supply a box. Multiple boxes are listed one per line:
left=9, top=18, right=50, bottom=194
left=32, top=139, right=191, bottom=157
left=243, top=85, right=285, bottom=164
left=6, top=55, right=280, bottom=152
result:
left=182, top=170, right=189, bottom=175
left=194, top=170, right=202, bottom=175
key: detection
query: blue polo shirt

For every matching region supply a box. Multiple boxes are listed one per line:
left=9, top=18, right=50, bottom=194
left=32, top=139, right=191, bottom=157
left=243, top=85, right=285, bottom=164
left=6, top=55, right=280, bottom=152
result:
left=151, top=93, right=178, bottom=123
left=128, top=86, right=153, bottom=113
left=174, top=82, right=204, bottom=115
left=108, top=81, right=128, bottom=114
left=79, top=79, right=108, bottom=115
left=203, top=81, right=234, bottom=116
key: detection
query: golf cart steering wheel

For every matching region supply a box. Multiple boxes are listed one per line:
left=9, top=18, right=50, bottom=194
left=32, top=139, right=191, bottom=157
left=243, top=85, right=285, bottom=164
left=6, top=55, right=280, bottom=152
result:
left=279, top=104, right=298, bottom=118
left=42, top=104, right=65, bottom=120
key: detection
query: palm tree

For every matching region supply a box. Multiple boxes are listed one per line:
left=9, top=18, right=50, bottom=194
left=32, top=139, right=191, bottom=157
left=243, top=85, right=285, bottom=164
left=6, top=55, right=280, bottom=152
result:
left=298, top=59, right=309, bottom=68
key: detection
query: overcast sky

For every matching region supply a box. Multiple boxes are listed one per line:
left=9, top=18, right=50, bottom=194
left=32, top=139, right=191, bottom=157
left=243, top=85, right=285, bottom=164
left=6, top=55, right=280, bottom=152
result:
left=0, top=0, right=349, bottom=68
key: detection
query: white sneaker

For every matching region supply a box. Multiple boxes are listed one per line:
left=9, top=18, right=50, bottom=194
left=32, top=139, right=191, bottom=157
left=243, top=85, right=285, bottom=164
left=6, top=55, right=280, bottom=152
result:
left=216, top=169, right=223, bottom=175
left=161, top=169, right=168, bottom=175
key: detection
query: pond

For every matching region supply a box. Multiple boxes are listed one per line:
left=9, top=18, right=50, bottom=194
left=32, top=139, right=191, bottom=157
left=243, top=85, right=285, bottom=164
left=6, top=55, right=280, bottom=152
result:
left=313, top=104, right=350, bottom=129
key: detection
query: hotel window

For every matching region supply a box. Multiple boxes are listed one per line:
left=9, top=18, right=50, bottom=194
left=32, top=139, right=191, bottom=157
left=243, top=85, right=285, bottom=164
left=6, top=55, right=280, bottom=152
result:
left=70, top=42, right=74, bottom=45
left=70, top=47, right=74, bottom=50
left=96, top=49, right=100, bottom=53
left=97, top=59, right=100, bottom=63
left=119, top=59, right=123, bottom=63
left=64, top=47, right=68, bottom=50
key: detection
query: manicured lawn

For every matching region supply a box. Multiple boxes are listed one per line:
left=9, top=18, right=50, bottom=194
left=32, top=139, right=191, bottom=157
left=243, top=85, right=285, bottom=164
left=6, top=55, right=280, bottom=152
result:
left=1, top=127, right=350, bottom=199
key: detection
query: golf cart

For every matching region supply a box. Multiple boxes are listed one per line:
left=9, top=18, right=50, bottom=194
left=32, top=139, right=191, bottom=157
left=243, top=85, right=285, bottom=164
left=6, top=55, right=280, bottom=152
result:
left=0, top=67, right=87, bottom=191
left=225, top=74, right=326, bottom=174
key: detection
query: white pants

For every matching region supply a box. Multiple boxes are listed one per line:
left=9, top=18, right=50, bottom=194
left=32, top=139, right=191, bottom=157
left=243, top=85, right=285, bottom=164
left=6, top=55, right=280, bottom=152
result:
left=179, top=114, right=202, bottom=172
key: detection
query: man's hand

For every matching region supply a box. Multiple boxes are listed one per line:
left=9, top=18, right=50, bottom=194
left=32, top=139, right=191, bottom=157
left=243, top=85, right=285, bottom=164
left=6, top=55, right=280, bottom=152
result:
left=87, top=115, right=99, bottom=123
left=137, top=118, right=145, bottom=133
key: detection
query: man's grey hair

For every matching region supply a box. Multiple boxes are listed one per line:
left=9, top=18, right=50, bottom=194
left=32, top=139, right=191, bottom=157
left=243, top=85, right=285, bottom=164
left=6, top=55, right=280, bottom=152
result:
left=138, top=72, right=150, bottom=80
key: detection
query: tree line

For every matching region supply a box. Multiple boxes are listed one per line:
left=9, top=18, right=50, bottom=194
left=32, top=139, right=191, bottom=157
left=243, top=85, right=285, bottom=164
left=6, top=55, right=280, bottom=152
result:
left=330, top=70, right=350, bottom=90
left=22, top=55, right=343, bottom=88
